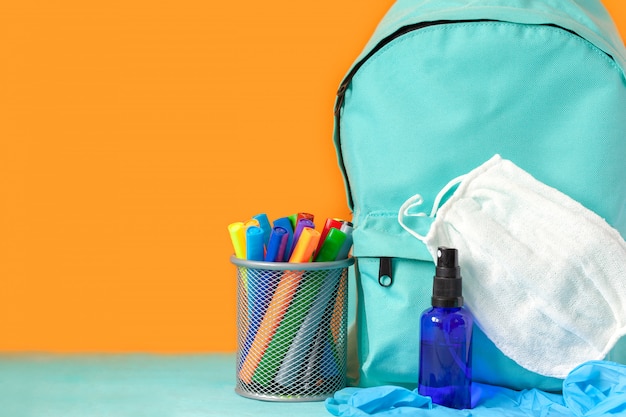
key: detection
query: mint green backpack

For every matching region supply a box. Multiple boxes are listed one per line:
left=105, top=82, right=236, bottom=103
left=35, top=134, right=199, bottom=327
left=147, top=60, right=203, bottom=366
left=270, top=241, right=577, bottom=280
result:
left=334, top=0, right=626, bottom=391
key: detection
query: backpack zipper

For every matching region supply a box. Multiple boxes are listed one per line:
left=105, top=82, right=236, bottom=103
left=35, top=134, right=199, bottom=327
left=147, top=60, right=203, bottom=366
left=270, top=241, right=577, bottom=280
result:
left=334, top=20, right=586, bottom=116
left=378, top=257, right=393, bottom=287
left=334, top=20, right=495, bottom=116
left=333, top=19, right=589, bottom=210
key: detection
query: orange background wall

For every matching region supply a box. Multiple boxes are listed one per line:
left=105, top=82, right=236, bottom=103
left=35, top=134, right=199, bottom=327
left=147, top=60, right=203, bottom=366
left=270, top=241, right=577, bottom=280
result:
left=1, top=1, right=624, bottom=353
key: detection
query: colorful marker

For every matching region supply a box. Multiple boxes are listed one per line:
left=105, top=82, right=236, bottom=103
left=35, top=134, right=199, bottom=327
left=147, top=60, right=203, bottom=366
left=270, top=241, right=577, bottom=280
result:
left=246, top=226, right=265, bottom=261
left=289, top=227, right=320, bottom=263
left=330, top=271, right=347, bottom=344
left=232, top=212, right=351, bottom=386
left=315, top=228, right=347, bottom=262
left=230, top=221, right=250, bottom=352
left=228, top=222, right=246, bottom=259
left=301, top=312, right=340, bottom=392
left=253, top=263, right=325, bottom=386
left=253, top=213, right=272, bottom=246
left=245, top=225, right=266, bottom=355
left=239, top=228, right=320, bottom=383
left=273, top=217, right=294, bottom=262
left=265, top=226, right=288, bottom=262
left=335, top=221, right=354, bottom=260
left=275, top=266, right=339, bottom=387
left=252, top=228, right=320, bottom=385
left=316, top=218, right=343, bottom=255
left=297, top=212, right=315, bottom=223
left=244, top=218, right=260, bottom=229
left=289, top=218, right=316, bottom=260
left=288, top=214, right=298, bottom=231
left=238, top=270, right=295, bottom=384
left=241, top=236, right=281, bottom=366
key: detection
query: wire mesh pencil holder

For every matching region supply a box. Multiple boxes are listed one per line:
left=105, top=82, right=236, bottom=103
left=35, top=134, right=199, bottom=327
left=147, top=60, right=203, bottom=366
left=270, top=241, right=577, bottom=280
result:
left=231, top=255, right=354, bottom=402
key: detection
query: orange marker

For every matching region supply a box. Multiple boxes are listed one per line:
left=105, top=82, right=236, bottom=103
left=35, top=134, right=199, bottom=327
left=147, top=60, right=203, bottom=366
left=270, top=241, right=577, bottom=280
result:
left=238, top=269, right=292, bottom=383
left=289, top=228, right=321, bottom=263
left=244, top=218, right=260, bottom=228
left=331, top=271, right=348, bottom=344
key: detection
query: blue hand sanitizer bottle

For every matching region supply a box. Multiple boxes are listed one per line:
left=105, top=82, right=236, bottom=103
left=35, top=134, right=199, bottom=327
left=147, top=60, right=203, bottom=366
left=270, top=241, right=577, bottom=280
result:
left=418, top=247, right=473, bottom=409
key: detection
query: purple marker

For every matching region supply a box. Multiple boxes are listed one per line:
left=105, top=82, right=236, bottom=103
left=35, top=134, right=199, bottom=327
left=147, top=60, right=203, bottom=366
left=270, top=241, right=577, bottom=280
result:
left=289, top=218, right=315, bottom=259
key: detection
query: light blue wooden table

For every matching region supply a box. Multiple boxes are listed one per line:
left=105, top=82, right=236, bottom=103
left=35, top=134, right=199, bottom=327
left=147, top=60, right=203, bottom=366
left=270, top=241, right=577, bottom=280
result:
left=0, top=353, right=333, bottom=416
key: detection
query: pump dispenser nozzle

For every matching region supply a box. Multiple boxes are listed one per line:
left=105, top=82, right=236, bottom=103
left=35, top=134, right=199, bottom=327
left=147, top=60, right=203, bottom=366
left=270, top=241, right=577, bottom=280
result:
left=432, top=247, right=463, bottom=307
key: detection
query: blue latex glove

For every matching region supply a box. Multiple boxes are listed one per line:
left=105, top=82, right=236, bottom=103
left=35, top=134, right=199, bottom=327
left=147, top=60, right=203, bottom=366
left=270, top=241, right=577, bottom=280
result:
left=325, top=361, right=626, bottom=417
left=326, top=383, right=569, bottom=417
left=563, top=361, right=626, bottom=416
left=325, top=386, right=432, bottom=416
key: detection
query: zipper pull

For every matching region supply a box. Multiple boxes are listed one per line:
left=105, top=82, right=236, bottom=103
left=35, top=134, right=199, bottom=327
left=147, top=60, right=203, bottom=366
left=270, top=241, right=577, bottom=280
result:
left=335, top=82, right=349, bottom=116
left=378, top=257, right=393, bottom=287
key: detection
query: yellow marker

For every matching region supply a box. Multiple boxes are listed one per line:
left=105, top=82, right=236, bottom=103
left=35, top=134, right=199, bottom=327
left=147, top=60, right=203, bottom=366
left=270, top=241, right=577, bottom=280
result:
left=228, top=222, right=246, bottom=259
left=289, top=228, right=321, bottom=263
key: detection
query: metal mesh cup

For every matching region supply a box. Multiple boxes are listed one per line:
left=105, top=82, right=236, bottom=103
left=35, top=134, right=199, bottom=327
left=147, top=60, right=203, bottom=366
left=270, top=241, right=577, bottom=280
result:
left=231, top=255, right=354, bottom=402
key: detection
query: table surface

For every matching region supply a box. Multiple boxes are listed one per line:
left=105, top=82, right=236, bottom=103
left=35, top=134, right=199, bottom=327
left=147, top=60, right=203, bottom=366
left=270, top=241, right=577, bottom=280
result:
left=0, top=353, right=334, bottom=417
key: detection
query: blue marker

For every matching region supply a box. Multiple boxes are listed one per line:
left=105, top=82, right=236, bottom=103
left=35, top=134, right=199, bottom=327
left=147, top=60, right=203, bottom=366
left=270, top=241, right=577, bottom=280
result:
left=253, top=213, right=272, bottom=247
left=246, top=226, right=265, bottom=332
left=245, top=226, right=265, bottom=343
left=273, top=217, right=294, bottom=262
left=241, top=226, right=272, bottom=365
left=265, top=227, right=288, bottom=262
left=300, top=320, right=339, bottom=392
left=321, top=334, right=340, bottom=379
left=246, top=226, right=265, bottom=261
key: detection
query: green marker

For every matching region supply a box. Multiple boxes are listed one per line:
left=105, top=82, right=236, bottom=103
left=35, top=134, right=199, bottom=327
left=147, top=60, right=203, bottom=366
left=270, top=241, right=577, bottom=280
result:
left=314, top=228, right=347, bottom=262
left=269, top=230, right=347, bottom=387
left=252, top=270, right=326, bottom=386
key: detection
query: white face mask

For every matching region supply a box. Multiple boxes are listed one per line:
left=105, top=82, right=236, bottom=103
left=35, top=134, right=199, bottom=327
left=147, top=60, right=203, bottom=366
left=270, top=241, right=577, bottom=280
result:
left=398, top=154, right=626, bottom=378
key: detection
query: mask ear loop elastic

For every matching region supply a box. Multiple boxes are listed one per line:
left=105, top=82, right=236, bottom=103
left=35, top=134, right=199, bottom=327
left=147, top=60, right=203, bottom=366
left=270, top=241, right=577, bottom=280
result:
left=398, top=174, right=466, bottom=243
left=398, top=194, right=429, bottom=243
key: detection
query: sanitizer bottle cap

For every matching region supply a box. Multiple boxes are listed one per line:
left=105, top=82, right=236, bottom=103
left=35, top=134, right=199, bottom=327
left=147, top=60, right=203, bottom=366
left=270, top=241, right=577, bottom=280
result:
left=432, top=247, right=464, bottom=308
